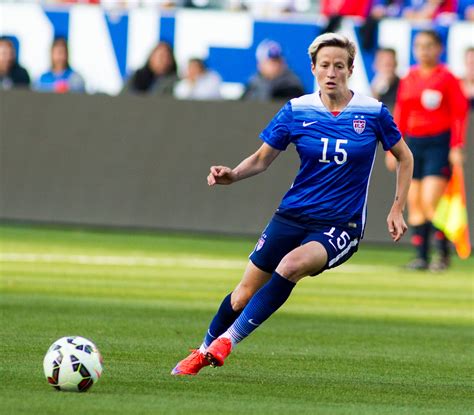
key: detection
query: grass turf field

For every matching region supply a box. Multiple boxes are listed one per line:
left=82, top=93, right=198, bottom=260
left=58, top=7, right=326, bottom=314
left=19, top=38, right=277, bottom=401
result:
left=0, top=223, right=472, bottom=415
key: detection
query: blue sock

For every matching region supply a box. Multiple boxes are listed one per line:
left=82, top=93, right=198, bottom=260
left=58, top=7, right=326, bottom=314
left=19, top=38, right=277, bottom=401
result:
left=202, top=293, right=241, bottom=349
left=227, top=272, right=296, bottom=345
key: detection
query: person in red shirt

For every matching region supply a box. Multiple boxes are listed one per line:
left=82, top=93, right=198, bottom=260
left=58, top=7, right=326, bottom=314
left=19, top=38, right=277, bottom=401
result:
left=387, top=29, right=468, bottom=271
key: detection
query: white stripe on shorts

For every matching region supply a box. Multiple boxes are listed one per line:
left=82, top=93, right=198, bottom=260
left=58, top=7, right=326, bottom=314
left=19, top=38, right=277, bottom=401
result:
left=328, top=239, right=359, bottom=268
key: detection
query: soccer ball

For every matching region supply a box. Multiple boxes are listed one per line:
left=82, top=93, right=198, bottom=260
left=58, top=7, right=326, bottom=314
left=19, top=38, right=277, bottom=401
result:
left=43, top=336, right=103, bottom=392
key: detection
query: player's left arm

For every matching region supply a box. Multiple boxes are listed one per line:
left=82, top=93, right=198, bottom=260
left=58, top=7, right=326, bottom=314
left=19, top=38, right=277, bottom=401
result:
left=387, top=138, right=414, bottom=242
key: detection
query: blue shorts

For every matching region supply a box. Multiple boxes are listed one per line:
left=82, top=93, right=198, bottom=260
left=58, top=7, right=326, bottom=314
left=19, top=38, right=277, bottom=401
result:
left=406, top=132, right=451, bottom=180
left=249, top=214, right=360, bottom=276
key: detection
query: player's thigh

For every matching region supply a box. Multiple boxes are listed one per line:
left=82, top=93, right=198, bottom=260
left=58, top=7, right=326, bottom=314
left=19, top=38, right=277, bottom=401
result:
left=420, top=176, right=448, bottom=219
left=276, top=241, right=328, bottom=282
left=231, top=261, right=271, bottom=310
left=249, top=215, right=306, bottom=274
left=277, top=226, right=359, bottom=282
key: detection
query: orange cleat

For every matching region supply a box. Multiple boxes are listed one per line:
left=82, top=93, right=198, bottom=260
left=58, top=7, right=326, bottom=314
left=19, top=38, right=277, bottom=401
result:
left=205, top=337, right=232, bottom=367
left=171, top=349, right=210, bottom=376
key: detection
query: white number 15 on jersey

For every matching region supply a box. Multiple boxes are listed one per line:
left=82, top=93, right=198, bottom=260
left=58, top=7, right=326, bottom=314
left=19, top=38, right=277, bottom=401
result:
left=319, top=138, right=348, bottom=165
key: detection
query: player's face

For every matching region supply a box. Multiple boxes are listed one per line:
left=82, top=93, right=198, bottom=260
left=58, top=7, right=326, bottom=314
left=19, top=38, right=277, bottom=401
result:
left=413, top=33, right=442, bottom=67
left=312, top=46, right=353, bottom=98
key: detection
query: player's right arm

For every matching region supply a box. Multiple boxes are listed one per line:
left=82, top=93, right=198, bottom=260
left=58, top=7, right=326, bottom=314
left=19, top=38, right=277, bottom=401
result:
left=386, top=138, right=413, bottom=242
left=207, top=143, right=280, bottom=186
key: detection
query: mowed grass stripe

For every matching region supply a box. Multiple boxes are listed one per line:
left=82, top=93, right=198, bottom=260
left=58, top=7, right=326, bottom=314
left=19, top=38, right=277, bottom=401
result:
left=3, top=265, right=471, bottom=305
left=2, top=265, right=472, bottom=323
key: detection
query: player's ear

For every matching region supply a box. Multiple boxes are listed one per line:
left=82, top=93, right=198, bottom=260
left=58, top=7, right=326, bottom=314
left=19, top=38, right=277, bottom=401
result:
left=311, top=61, right=316, bottom=76
left=348, top=65, right=354, bottom=77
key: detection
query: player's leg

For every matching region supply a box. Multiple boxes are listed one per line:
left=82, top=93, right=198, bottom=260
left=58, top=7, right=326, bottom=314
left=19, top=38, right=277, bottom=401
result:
left=205, top=242, right=328, bottom=367
left=171, top=216, right=300, bottom=375
left=201, top=216, right=305, bottom=349
left=200, top=262, right=271, bottom=352
left=206, top=226, right=359, bottom=367
left=406, top=179, right=430, bottom=269
left=421, top=175, right=450, bottom=270
left=170, top=263, right=269, bottom=376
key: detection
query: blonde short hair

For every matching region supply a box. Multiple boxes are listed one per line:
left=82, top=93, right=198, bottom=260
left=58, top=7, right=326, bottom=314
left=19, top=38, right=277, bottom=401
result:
left=308, top=33, right=356, bottom=67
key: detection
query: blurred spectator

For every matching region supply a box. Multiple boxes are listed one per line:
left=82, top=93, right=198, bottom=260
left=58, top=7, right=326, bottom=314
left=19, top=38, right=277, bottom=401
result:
left=371, top=0, right=405, bottom=18
left=53, top=0, right=101, bottom=4
left=0, top=37, right=30, bottom=90
left=35, top=37, right=85, bottom=93
left=231, top=0, right=311, bottom=15
left=371, top=48, right=400, bottom=107
left=320, top=0, right=372, bottom=33
left=403, top=0, right=456, bottom=21
left=361, top=1, right=405, bottom=50
left=123, top=42, right=178, bottom=95
left=174, top=58, right=222, bottom=100
left=242, top=40, right=304, bottom=101
left=457, top=0, right=474, bottom=20
left=371, top=0, right=456, bottom=19
left=320, top=0, right=372, bottom=18
left=461, top=47, right=474, bottom=108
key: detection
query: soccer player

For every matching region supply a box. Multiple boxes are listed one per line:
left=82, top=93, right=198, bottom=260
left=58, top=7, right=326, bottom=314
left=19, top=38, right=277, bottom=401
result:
left=387, top=30, right=469, bottom=271
left=171, top=33, right=413, bottom=376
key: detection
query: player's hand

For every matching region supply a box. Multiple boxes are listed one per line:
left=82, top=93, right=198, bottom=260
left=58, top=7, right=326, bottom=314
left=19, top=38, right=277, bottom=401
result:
left=386, top=208, right=408, bottom=242
left=385, top=152, right=397, bottom=172
left=207, top=166, right=237, bottom=186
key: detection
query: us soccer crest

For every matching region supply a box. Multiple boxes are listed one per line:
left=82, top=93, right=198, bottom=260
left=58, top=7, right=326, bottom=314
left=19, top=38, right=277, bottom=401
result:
left=256, top=234, right=266, bottom=251
left=353, top=118, right=366, bottom=134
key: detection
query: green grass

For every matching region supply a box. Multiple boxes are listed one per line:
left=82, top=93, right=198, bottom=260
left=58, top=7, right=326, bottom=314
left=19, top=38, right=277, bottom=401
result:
left=0, top=223, right=472, bottom=415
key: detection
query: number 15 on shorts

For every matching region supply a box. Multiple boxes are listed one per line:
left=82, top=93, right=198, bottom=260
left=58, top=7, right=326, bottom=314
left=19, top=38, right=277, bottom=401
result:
left=324, top=227, right=350, bottom=250
left=323, top=227, right=358, bottom=269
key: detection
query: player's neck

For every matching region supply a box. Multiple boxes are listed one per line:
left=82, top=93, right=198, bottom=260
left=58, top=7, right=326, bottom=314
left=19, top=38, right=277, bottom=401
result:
left=320, top=89, right=353, bottom=112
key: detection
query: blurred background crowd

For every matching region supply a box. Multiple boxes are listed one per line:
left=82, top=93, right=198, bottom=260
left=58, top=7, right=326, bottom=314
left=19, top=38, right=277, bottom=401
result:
left=0, top=0, right=473, bottom=106
left=6, top=0, right=474, bottom=19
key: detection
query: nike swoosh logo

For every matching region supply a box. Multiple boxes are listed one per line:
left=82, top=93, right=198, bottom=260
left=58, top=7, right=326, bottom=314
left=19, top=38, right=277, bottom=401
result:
left=248, top=319, right=260, bottom=327
left=302, top=120, right=318, bottom=127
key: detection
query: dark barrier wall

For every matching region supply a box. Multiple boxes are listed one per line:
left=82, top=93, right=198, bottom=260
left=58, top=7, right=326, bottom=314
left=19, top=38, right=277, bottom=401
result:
left=1, top=90, right=473, bottom=244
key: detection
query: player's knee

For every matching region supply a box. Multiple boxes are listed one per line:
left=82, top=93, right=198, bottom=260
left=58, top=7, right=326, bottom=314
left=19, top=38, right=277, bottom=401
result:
left=230, top=287, right=253, bottom=311
left=276, top=257, right=305, bottom=282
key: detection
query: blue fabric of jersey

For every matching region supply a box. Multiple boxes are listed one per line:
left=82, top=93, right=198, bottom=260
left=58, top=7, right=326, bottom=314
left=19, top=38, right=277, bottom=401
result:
left=260, top=91, right=401, bottom=237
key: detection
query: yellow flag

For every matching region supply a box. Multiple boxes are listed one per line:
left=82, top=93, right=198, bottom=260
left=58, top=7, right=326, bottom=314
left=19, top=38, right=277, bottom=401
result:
left=433, top=165, right=471, bottom=259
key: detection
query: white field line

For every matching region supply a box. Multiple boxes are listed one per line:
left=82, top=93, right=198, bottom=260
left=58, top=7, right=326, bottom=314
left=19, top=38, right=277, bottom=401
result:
left=0, top=252, right=246, bottom=269
left=0, top=252, right=386, bottom=273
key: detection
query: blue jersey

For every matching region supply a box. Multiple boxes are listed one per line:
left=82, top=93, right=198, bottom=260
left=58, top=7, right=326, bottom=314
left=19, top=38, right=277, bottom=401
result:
left=260, top=92, right=401, bottom=237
